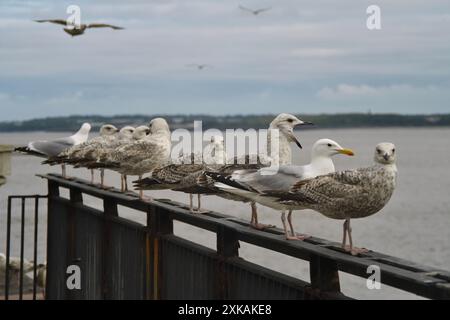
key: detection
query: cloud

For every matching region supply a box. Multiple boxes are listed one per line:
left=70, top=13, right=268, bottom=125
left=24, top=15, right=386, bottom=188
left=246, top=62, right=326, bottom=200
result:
left=317, top=84, right=440, bottom=100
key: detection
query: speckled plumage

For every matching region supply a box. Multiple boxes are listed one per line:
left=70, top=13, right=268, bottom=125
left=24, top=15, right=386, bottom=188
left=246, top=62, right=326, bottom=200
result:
left=280, top=164, right=397, bottom=220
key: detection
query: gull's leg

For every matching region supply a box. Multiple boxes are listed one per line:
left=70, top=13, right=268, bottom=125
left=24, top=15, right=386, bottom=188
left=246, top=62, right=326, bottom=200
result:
left=124, top=175, right=128, bottom=191
left=287, top=210, right=309, bottom=240
left=61, top=164, right=67, bottom=178
left=249, top=202, right=275, bottom=230
left=342, top=219, right=348, bottom=249
left=100, top=169, right=105, bottom=188
left=193, top=194, right=210, bottom=214
left=197, top=194, right=201, bottom=211
left=90, top=169, right=94, bottom=184
left=281, top=210, right=300, bottom=240
left=343, top=218, right=368, bottom=255
left=120, top=174, right=124, bottom=192
left=189, top=194, right=194, bottom=213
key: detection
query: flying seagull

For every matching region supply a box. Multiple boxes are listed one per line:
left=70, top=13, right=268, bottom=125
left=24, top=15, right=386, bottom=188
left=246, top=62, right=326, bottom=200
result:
left=34, top=19, right=124, bottom=36
left=186, top=64, right=212, bottom=70
left=239, top=5, right=272, bottom=15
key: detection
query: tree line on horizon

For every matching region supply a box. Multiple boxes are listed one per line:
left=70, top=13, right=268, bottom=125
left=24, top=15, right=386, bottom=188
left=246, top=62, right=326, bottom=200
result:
left=0, top=113, right=449, bottom=132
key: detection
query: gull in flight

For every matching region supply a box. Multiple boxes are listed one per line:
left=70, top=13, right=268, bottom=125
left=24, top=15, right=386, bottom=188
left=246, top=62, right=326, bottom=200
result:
left=15, top=123, right=91, bottom=177
left=186, top=64, right=212, bottom=70
left=34, top=19, right=124, bottom=37
left=275, top=143, right=398, bottom=255
left=239, top=5, right=272, bottom=15
left=207, top=139, right=355, bottom=240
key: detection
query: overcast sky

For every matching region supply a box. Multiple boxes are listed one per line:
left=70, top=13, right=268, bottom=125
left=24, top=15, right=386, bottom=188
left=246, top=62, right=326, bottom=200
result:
left=0, top=0, right=449, bottom=120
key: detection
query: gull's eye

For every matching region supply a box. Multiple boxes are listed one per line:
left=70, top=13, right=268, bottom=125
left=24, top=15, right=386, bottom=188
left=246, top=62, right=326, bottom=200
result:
left=377, top=149, right=382, bottom=154
left=327, top=143, right=332, bottom=147
left=392, top=148, right=395, bottom=153
left=287, top=118, right=294, bottom=123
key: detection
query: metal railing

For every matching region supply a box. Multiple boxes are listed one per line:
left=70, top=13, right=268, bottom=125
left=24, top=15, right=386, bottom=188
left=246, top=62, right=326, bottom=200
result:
left=5, top=173, right=450, bottom=300
left=4, top=195, right=47, bottom=300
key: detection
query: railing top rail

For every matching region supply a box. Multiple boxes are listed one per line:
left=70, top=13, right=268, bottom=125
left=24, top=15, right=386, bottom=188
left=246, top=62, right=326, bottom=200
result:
left=39, top=173, right=450, bottom=299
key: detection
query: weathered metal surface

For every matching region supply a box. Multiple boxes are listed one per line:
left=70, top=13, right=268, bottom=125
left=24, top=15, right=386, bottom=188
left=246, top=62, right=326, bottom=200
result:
left=3, top=195, right=46, bottom=300
left=28, top=173, right=450, bottom=299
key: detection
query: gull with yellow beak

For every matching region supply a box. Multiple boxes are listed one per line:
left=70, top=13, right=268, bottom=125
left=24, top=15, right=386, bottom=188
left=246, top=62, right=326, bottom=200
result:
left=206, top=139, right=355, bottom=240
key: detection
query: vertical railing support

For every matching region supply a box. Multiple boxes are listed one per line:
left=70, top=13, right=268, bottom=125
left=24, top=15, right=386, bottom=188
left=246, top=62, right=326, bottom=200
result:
left=149, top=205, right=173, bottom=300
left=216, top=225, right=240, bottom=299
left=308, top=255, right=341, bottom=299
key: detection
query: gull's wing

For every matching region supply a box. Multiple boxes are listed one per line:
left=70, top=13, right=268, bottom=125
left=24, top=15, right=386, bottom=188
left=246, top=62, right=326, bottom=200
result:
left=210, top=165, right=307, bottom=193
left=134, top=164, right=205, bottom=190
left=239, top=5, right=254, bottom=13
left=34, top=19, right=68, bottom=26
left=28, top=137, right=76, bottom=157
left=86, top=23, right=124, bottom=30
left=285, top=168, right=370, bottom=203
left=255, top=7, right=271, bottom=14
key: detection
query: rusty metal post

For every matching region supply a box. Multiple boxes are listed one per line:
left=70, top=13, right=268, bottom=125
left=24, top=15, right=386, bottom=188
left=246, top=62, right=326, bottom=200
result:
left=216, top=225, right=240, bottom=299
left=149, top=205, right=173, bottom=300
left=308, top=255, right=341, bottom=299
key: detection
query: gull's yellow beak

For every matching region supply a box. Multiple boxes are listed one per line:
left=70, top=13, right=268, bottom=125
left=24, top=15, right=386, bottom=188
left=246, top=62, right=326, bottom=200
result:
left=338, top=148, right=355, bottom=156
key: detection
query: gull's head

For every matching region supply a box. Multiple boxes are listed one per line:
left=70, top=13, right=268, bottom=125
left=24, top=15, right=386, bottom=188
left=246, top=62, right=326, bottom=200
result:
left=270, top=113, right=313, bottom=149
left=134, top=125, right=151, bottom=139
left=119, top=126, right=135, bottom=139
left=210, top=135, right=224, bottom=146
left=312, top=139, right=355, bottom=158
left=374, top=142, right=396, bottom=165
left=99, top=124, right=119, bottom=136
left=149, top=118, right=170, bottom=135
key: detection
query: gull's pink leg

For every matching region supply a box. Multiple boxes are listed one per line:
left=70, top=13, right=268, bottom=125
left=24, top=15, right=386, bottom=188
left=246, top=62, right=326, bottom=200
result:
left=90, top=169, right=94, bottom=184
left=287, top=210, right=310, bottom=240
left=342, top=218, right=369, bottom=255
left=281, top=210, right=302, bottom=240
left=250, top=202, right=275, bottom=230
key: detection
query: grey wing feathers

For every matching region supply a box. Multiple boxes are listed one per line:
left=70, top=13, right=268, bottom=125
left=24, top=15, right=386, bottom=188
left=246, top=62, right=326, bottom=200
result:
left=34, top=19, right=68, bottom=25
left=87, top=23, right=124, bottom=29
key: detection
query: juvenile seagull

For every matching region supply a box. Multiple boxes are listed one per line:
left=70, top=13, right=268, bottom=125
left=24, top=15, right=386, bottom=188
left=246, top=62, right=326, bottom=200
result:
left=207, top=139, right=354, bottom=240
left=276, top=143, right=398, bottom=255
left=81, top=126, right=148, bottom=190
left=43, top=124, right=119, bottom=183
left=99, top=118, right=171, bottom=199
left=15, top=122, right=91, bottom=177
left=239, top=5, right=272, bottom=15
left=34, top=19, right=124, bottom=37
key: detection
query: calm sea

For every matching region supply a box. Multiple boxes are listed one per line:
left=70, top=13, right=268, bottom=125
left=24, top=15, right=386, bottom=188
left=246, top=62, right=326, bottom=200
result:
left=1, top=128, right=449, bottom=299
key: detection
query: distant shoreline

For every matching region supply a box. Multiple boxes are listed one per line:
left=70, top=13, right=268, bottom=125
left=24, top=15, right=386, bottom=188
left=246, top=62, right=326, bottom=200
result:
left=1, top=113, right=449, bottom=132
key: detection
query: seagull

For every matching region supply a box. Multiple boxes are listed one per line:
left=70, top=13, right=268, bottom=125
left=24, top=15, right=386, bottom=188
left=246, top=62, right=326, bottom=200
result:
left=34, top=19, right=124, bottom=37
left=186, top=64, right=212, bottom=70
left=239, top=5, right=272, bottom=15
left=275, top=143, right=398, bottom=255
left=77, top=125, right=149, bottom=190
left=15, top=122, right=91, bottom=177
left=97, top=118, right=171, bottom=199
left=134, top=135, right=226, bottom=213
left=0, top=253, right=35, bottom=273
left=43, top=124, right=119, bottom=183
left=207, top=139, right=355, bottom=240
